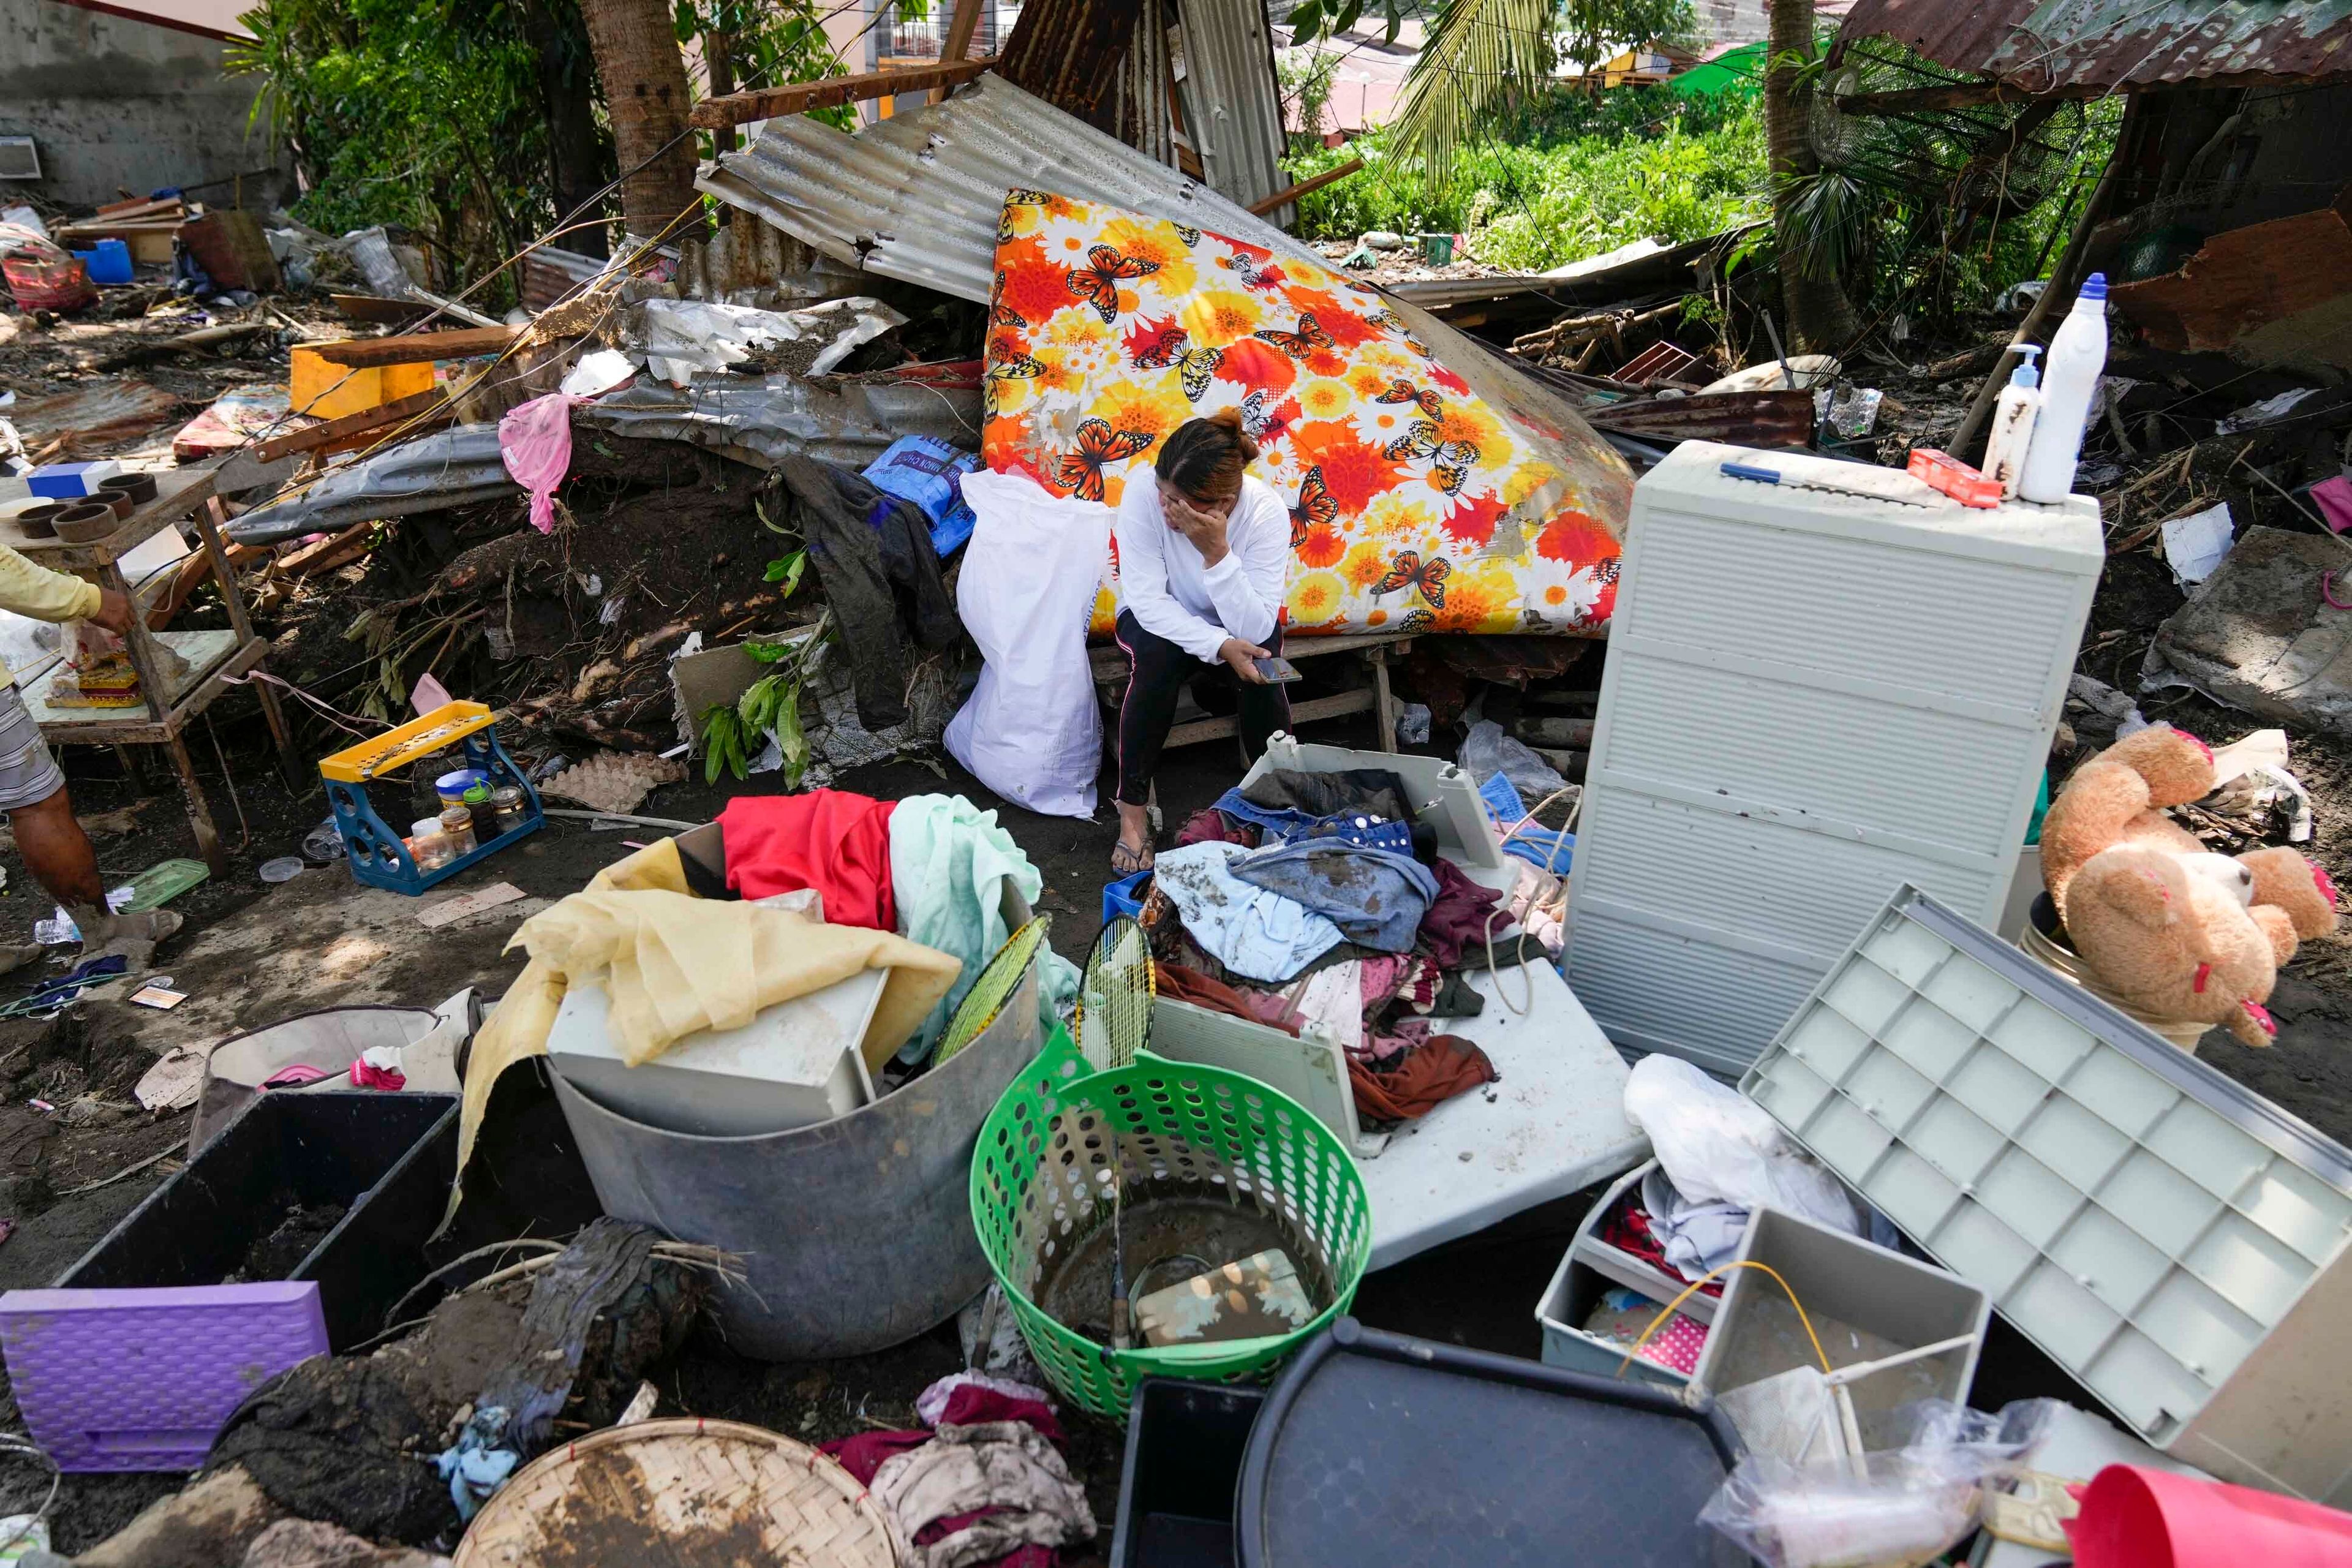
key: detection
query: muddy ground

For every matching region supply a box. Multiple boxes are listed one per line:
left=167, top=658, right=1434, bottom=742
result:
left=5, top=296, right=2352, bottom=1557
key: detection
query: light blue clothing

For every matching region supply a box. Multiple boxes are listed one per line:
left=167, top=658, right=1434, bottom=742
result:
left=1150, top=840, right=1345, bottom=984
left=890, top=793, right=1079, bottom=1060
left=1230, top=839, right=1439, bottom=952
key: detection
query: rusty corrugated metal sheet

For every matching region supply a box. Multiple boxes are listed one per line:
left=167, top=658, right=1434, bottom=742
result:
left=1838, top=0, right=2352, bottom=90
left=995, top=0, right=1142, bottom=134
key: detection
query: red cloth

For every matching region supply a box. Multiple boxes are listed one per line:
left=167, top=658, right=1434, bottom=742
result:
left=1349, top=1033, right=1497, bottom=1123
left=935, top=1383, right=1066, bottom=1447
left=718, top=790, right=898, bottom=928
left=1175, top=808, right=1258, bottom=849
left=1416, top=857, right=1505, bottom=968
left=1599, top=1185, right=1725, bottom=1299
left=821, top=1385, right=1068, bottom=1484
left=824, top=1427, right=930, bottom=1485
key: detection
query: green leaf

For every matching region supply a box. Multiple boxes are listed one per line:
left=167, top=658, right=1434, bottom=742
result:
left=737, top=671, right=779, bottom=728
left=762, top=549, right=807, bottom=595
left=744, top=638, right=801, bottom=665
left=774, top=683, right=809, bottom=788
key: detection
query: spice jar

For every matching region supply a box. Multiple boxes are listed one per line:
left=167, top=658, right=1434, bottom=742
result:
left=439, top=805, right=477, bottom=858
left=409, top=817, right=453, bottom=870
left=488, top=785, right=527, bottom=836
left=435, top=767, right=492, bottom=813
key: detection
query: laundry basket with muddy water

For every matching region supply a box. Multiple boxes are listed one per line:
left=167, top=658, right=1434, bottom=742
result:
left=972, top=1026, right=1371, bottom=1420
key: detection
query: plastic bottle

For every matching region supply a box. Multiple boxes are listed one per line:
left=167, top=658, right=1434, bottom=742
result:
left=2017, top=274, right=2109, bottom=503
left=1981, top=345, right=2042, bottom=502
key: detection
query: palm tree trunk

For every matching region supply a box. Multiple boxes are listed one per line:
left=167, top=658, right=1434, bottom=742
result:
left=1766, top=0, right=1858, bottom=352
left=579, top=0, right=702, bottom=241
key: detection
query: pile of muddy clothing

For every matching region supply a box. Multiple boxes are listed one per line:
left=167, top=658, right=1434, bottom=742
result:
left=1136, top=767, right=1510, bottom=1128
left=823, top=1372, right=1094, bottom=1568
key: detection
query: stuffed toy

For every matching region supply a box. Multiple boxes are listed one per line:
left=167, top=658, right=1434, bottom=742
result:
left=2039, top=725, right=2337, bottom=1047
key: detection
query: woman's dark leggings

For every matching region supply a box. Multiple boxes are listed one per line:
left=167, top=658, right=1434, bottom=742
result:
left=1114, top=610, right=1291, bottom=807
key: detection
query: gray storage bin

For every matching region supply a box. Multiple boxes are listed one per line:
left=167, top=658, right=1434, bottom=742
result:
left=1533, top=1250, right=1692, bottom=1392
left=1744, top=884, right=2352, bottom=1503
left=1689, top=1205, right=1989, bottom=1453
left=1567, top=1159, right=1721, bottom=1325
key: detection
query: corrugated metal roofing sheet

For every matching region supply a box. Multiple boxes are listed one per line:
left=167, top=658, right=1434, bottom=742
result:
left=1838, top=0, right=2352, bottom=90
left=695, top=70, right=1632, bottom=540
left=1177, top=0, right=1294, bottom=219
left=699, top=72, right=1295, bottom=303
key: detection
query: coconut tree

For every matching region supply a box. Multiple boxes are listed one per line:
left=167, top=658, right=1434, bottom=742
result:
left=578, top=0, right=701, bottom=239
left=1763, top=0, right=1858, bottom=349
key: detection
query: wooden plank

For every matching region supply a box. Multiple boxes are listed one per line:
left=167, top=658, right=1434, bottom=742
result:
left=280, top=521, right=375, bottom=578
left=307, top=326, right=519, bottom=368
left=252, top=387, right=452, bottom=463
left=691, top=59, right=996, bottom=129
left=1089, top=628, right=1414, bottom=685
left=18, top=468, right=217, bottom=569
left=931, top=0, right=986, bottom=104
left=1166, top=688, right=1371, bottom=748
left=1247, top=156, right=1365, bottom=217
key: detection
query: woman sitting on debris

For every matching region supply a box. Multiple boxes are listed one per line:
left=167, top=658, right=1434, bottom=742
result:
left=1111, top=409, right=1291, bottom=874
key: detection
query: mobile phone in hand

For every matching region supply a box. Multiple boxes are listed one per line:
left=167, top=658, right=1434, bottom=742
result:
left=1254, top=656, right=1303, bottom=684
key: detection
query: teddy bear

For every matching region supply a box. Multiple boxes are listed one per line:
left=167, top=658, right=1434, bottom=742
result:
left=2038, top=725, right=2337, bottom=1047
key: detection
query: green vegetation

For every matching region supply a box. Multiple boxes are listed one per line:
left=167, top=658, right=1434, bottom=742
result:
left=1285, top=80, right=2117, bottom=330
left=230, top=0, right=576, bottom=304
left=1286, top=90, right=1766, bottom=273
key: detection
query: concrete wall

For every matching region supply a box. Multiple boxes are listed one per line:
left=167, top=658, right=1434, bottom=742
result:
left=0, top=0, right=291, bottom=214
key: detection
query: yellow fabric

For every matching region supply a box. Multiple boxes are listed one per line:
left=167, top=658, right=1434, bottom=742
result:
left=0, top=545, right=100, bottom=692
left=440, top=835, right=962, bottom=1229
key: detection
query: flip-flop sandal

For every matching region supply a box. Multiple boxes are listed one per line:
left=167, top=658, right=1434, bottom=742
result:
left=1110, top=840, right=1155, bottom=876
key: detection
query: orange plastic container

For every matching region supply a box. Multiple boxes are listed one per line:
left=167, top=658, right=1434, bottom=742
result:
left=290, top=347, right=435, bottom=420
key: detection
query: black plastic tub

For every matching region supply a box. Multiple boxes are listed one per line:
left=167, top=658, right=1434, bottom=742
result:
left=1238, top=1318, right=1753, bottom=1567
left=1113, top=1379, right=1267, bottom=1568
left=57, top=1091, right=459, bottom=1349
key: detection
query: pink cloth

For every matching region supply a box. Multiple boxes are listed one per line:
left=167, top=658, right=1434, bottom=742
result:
left=1357, top=956, right=1405, bottom=1009
left=497, top=392, right=578, bottom=534
left=2313, top=475, right=2352, bottom=535
left=348, top=1058, right=405, bottom=1090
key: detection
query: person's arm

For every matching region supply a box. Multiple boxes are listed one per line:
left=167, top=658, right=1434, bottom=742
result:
left=1197, top=482, right=1286, bottom=651
left=0, top=546, right=104, bottom=626
left=1114, top=485, right=1228, bottom=663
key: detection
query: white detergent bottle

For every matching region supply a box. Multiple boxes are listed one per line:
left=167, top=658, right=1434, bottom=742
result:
left=2018, top=273, right=2108, bottom=503
left=1981, top=344, right=2041, bottom=501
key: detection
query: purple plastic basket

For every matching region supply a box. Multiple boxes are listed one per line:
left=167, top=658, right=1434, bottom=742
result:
left=0, top=1282, right=328, bottom=1471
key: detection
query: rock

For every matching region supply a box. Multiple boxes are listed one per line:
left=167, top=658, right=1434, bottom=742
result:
left=2146, top=526, right=2352, bottom=737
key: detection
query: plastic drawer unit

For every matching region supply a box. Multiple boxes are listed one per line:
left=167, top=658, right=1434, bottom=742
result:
left=1565, top=441, right=2101, bottom=1075
left=1744, top=885, right=2352, bottom=1504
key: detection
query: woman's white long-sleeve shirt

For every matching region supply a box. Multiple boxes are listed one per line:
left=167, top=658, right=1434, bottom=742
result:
left=1112, top=474, right=1289, bottom=663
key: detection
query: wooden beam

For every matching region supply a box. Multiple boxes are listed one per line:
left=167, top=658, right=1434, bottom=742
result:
left=691, top=59, right=995, bottom=129
left=252, top=386, right=454, bottom=463
left=307, top=326, right=520, bottom=368
left=1839, top=81, right=2045, bottom=116
left=931, top=0, right=986, bottom=104
left=1247, top=156, right=1366, bottom=216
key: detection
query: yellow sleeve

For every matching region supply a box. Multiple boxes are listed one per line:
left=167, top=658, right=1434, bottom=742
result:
left=0, top=546, right=102, bottom=624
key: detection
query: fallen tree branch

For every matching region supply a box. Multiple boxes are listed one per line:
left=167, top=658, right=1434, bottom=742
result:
left=92, top=321, right=270, bottom=371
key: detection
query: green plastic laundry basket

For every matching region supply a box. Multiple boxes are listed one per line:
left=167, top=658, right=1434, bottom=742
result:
left=970, top=1024, right=1372, bottom=1421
